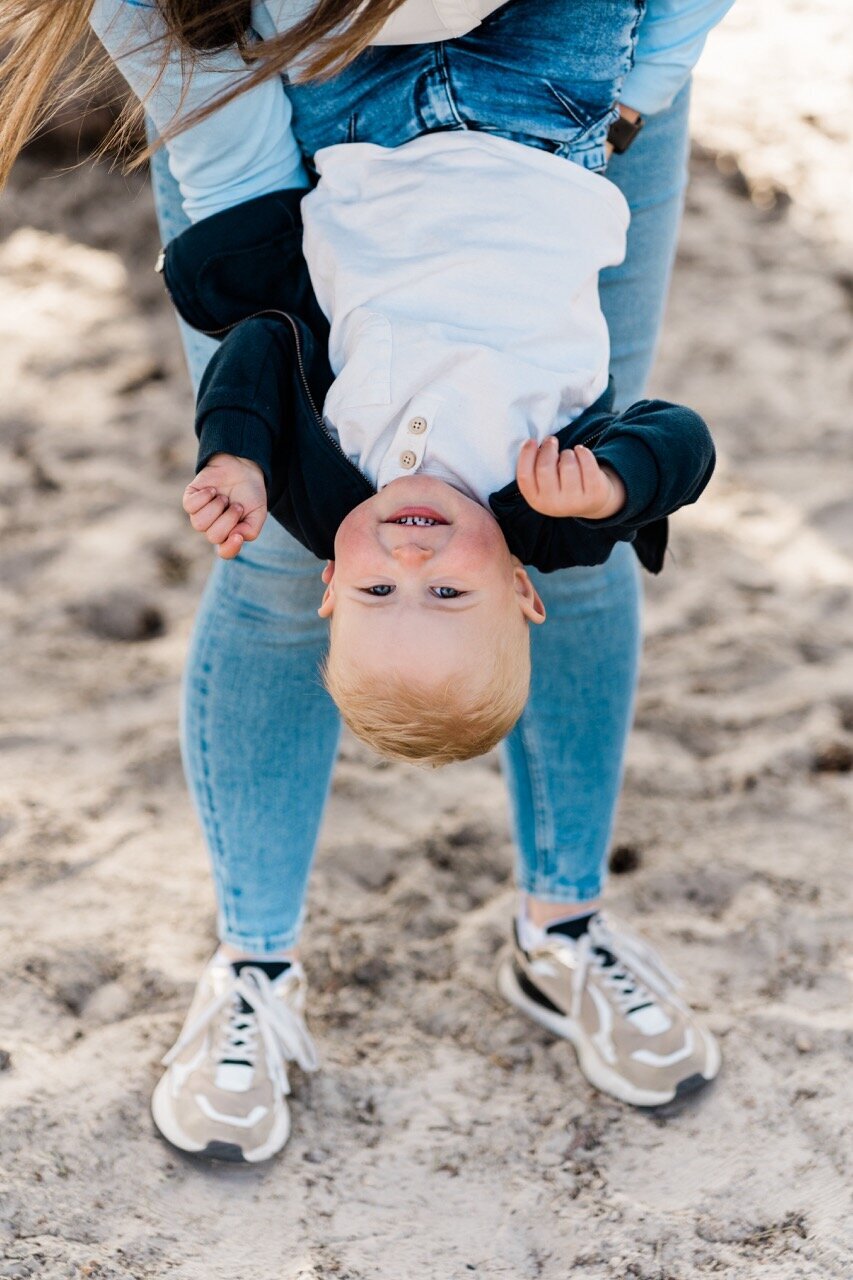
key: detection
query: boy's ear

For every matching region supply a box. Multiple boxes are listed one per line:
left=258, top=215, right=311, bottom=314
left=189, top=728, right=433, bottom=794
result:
left=318, top=560, right=336, bottom=617
left=514, top=566, right=546, bottom=624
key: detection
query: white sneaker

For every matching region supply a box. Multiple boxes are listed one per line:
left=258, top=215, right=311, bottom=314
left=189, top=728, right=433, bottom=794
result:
left=497, top=911, right=720, bottom=1107
left=151, top=956, right=318, bottom=1163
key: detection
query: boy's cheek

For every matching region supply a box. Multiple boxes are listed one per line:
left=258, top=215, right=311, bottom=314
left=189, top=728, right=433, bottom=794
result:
left=459, top=525, right=521, bottom=579
left=332, top=502, right=373, bottom=571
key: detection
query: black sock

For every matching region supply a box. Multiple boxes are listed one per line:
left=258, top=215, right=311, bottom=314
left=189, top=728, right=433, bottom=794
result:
left=230, top=958, right=291, bottom=982
left=545, top=910, right=597, bottom=940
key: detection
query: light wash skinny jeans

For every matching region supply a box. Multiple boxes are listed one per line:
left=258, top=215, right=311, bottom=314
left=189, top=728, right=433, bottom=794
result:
left=149, top=82, right=691, bottom=953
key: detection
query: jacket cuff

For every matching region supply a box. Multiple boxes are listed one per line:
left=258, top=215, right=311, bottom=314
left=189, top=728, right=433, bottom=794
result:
left=618, top=62, right=685, bottom=117
left=196, top=409, right=275, bottom=488
left=579, top=435, right=660, bottom=527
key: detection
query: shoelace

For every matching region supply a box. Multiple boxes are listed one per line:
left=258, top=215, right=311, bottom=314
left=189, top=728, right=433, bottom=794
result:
left=162, top=965, right=319, bottom=1095
left=218, top=998, right=259, bottom=1064
left=568, top=914, right=685, bottom=1021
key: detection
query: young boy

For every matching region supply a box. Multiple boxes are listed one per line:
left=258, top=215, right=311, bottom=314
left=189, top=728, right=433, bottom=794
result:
left=170, top=43, right=714, bottom=771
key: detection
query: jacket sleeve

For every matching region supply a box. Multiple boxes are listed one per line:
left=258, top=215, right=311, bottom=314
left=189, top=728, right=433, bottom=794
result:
left=621, top=0, right=735, bottom=116
left=195, top=316, right=295, bottom=492
left=488, top=396, right=715, bottom=574
left=577, top=399, right=716, bottom=533
left=88, top=0, right=308, bottom=221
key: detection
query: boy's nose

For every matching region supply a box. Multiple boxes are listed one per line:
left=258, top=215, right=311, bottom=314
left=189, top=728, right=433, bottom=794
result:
left=391, top=544, right=435, bottom=566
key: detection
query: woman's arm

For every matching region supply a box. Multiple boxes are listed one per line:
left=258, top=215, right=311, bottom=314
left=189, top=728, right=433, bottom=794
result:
left=621, top=0, right=735, bottom=116
left=89, top=0, right=309, bottom=221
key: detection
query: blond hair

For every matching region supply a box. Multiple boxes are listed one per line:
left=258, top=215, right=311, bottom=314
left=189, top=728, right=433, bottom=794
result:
left=0, top=0, right=412, bottom=189
left=322, top=625, right=531, bottom=767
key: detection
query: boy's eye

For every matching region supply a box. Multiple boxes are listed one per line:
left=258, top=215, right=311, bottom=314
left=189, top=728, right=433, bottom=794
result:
left=431, top=586, right=465, bottom=599
left=363, top=584, right=394, bottom=596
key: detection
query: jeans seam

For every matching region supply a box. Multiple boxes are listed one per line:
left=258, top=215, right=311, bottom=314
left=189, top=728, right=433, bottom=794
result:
left=434, top=43, right=467, bottom=131
left=516, top=711, right=556, bottom=891
left=182, top=582, right=239, bottom=940
left=628, top=0, right=647, bottom=58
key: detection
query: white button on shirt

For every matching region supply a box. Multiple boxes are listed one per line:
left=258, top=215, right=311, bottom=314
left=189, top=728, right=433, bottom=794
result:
left=301, top=132, right=630, bottom=505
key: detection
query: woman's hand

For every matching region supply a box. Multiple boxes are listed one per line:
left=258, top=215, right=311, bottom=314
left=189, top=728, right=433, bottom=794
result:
left=516, top=437, right=626, bottom=520
left=182, top=454, right=268, bottom=559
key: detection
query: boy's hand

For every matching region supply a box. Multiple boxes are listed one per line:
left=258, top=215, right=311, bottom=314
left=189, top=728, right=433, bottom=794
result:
left=182, top=453, right=267, bottom=559
left=516, top=437, right=626, bottom=520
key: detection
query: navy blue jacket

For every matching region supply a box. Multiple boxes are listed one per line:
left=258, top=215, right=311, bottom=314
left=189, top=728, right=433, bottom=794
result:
left=160, top=188, right=715, bottom=573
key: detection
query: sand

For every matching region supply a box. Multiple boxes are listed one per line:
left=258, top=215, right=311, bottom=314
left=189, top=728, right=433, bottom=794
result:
left=1, top=2, right=851, bottom=1277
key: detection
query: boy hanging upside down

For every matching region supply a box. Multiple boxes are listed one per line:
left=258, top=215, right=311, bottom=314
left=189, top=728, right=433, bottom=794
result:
left=176, top=50, right=714, bottom=767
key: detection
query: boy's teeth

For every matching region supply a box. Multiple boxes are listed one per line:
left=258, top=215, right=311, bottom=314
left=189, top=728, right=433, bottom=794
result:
left=393, top=516, right=436, bottom=526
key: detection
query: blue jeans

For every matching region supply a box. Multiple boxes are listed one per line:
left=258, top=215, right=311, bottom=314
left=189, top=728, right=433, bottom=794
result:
left=149, top=72, right=691, bottom=952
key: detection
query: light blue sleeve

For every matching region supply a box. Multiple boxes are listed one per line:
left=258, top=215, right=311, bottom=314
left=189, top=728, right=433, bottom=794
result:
left=89, top=0, right=309, bottom=222
left=621, top=0, right=735, bottom=116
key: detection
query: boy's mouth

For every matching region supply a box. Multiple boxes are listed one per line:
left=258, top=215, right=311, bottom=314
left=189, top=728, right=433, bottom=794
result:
left=384, top=507, right=450, bottom=527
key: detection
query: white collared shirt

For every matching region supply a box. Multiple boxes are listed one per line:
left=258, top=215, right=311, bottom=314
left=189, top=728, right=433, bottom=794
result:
left=301, top=132, right=630, bottom=505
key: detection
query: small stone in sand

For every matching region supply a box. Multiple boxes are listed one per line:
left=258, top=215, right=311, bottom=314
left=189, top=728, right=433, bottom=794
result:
left=811, top=741, right=853, bottom=773
left=72, top=589, right=165, bottom=643
left=609, top=844, right=643, bottom=875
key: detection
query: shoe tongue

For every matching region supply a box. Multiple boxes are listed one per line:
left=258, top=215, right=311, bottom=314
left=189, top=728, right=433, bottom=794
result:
left=230, top=959, right=291, bottom=1015
left=215, top=959, right=294, bottom=1077
left=545, top=910, right=597, bottom=941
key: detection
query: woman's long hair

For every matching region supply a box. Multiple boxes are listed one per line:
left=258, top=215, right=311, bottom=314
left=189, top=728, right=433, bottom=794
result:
left=0, top=0, right=408, bottom=186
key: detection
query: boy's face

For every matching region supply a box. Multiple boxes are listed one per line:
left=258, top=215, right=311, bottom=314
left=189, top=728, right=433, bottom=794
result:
left=318, top=476, right=545, bottom=681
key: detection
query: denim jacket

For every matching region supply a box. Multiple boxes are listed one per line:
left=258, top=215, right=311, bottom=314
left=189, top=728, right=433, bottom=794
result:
left=161, top=189, right=715, bottom=574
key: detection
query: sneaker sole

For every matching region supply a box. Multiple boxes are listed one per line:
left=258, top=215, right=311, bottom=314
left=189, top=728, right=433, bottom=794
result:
left=496, top=956, right=720, bottom=1109
left=150, top=1073, right=292, bottom=1164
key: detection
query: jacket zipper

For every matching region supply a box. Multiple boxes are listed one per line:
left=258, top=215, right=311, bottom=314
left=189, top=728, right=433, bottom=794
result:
left=270, top=310, right=372, bottom=482
left=576, top=424, right=608, bottom=449
left=179, top=297, right=371, bottom=482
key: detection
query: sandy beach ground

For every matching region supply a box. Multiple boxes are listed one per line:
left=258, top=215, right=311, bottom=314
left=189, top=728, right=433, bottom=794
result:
left=1, top=2, right=851, bottom=1277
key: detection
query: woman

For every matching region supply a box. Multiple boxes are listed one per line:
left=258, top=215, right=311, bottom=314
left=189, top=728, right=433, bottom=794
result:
left=0, top=0, right=732, bottom=1163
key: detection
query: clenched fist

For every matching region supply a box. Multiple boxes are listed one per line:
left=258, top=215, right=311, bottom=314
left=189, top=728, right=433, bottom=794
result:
left=182, top=453, right=268, bottom=559
left=516, top=437, right=626, bottom=520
